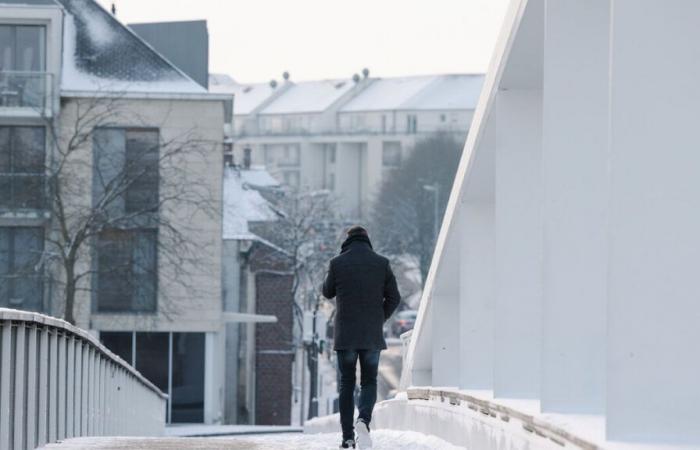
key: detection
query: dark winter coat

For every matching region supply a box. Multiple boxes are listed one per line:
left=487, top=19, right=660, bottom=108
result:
left=322, top=235, right=401, bottom=350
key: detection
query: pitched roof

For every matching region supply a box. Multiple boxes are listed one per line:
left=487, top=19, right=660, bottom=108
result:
left=340, top=74, right=484, bottom=112
left=258, top=79, right=355, bottom=115
left=209, top=75, right=283, bottom=115
left=223, top=166, right=280, bottom=241
left=58, top=0, right=204, bottom=94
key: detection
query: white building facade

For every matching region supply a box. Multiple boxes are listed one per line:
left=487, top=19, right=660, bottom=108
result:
left=210, top=73, right=483, bottom=219
left=399, top=0, right=700, bottom=448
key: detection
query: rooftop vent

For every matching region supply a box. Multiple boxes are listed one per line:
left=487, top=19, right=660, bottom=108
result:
left=362, top=68, right=369, bottom=78
left=352, top=73, right=360, bottom=83
left=270, top=79, right=278, bottom=88
left=283, top=71, right=290, bottom=81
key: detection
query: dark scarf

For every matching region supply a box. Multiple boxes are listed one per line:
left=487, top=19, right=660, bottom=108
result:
left=340, top=234, right=373, bottom=253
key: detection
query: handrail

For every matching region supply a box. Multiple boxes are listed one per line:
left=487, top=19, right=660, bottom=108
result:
left=0, top=308, right=167, bottom=450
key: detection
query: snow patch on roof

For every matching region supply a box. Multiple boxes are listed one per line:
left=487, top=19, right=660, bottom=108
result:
left=340, top=75, right=483, bottom=112
left=209, top=75, right=282, bottom=115
left=259, top=79, right=354, bottom=115
left=59, top=0, right=205, bottom=94
left=223, top=167, right=279, bottom=240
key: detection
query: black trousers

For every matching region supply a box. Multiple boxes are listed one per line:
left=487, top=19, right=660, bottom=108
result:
left=336, top=349, right=381, bottom=440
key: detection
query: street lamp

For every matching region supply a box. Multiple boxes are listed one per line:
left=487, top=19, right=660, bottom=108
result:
left=423, top=182, right=440, bottom=245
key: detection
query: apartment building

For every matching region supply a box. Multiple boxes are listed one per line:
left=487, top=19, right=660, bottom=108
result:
left=0, top=0, right=233, bottom=424
left=210, top=72, right=484, bottom=218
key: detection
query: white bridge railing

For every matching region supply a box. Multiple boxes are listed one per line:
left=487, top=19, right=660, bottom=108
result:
left=0, top=308, right=167, bottom=450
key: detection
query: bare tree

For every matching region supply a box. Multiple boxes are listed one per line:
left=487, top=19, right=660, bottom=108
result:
left=250, top=187, right=341, bottom=326
left=370, top=131, right=464, bottom=284
left=40, top=94, right=217, bottom=325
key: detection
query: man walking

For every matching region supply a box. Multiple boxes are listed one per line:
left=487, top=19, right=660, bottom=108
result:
left=323, top=226, right=401, bottom=449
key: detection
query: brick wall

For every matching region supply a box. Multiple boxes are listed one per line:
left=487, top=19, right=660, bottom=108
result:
left=254, top=270, right=294, bottom=425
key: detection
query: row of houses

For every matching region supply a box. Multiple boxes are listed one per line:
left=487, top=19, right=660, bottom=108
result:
left=211, top=72, right=483, bottom=218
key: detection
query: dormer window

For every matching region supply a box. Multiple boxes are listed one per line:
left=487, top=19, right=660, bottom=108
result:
left=0, top=25, right=46, bottom=72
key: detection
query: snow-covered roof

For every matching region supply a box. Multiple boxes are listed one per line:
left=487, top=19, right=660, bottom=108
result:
left=58, top=0, right=205, bottom=94
left=259, top=79, right=354, bottom=115
left=209, top=75, right=283, bottom=115
left=340, top=74, right=484, bottom=112
left=223, top=166, right=279, bottom=241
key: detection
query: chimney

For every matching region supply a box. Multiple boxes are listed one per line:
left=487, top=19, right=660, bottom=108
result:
left=111, top=2, right=117, bottom=15
left=243, top=148, right=252, bottom=169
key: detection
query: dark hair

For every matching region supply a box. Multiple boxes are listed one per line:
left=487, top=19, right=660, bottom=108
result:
left=347, top=225, right=368, bottom=237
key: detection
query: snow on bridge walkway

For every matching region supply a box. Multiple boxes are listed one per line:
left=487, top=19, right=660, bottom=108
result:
left=40, top=430, right=464, bottom=450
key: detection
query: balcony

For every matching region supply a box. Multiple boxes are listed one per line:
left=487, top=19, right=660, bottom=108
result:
left=0, top=71, right=54, bottom=117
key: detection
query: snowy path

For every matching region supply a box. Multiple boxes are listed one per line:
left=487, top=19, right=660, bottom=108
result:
left=41, top=430, right=465, bottom=450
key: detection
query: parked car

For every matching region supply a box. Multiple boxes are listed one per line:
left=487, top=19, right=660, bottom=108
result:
left=391, top=310, right=417, bottom=336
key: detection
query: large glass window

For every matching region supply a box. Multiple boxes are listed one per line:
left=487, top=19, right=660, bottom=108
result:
left=0, top=126, right=46, bottom=209
left=0, top=25, right=47, bottom=108
left=96, top=228, right=158, bottom=313
left=93, top=128, right=160, bottom=215
left=171, top=332, right=205, bottom=423
left=100, top=331, right=133, bottom=365
left=0, top=227, right=44, bottom=311
left=100, top=331, right=206, bottom=424
left=125, top=130, right=160, bottom=213
left=0, top=25, right=46, bottom=71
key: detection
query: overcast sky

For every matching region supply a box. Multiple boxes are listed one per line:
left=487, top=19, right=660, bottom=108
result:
left=98, top=0, right=510, bottom=84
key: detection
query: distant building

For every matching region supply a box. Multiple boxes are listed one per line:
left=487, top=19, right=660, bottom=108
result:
left=0, top=0, right=233, bottom=425
left=210, top=72, right=484, bottom=218
left=221, top=165, right=295, bottom=425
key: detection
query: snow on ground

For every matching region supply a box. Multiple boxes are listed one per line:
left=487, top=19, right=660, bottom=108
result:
left=41, top=430, right=464, bottom=450
left=236, top=430, right=466, bottom=449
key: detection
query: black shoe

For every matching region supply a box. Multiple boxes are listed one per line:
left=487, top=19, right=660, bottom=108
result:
left=340, top=438, right=356, bottom=448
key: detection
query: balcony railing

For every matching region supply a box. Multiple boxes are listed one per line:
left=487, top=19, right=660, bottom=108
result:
left=0, top=71, right=54, bottom=113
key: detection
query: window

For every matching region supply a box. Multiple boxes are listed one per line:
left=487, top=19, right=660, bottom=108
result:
left=93, top=128, right=160, bottom=215
left=406, top=115, right=418, bottom=134
left=327, top=173, right=335, bottom=191
left=0, top=25, right=47, bottom=108
left=283, top=170, right=300, bottom=187
left=171, top=332, right=205, bottom=423
left=100, top=332, right=133, bottom=365
left=125, top=130, right=160, bottom=212
left=382, top=142, right=402, bottom=168
left=440, top=113, right=447, bottom=123
left=96, top=228, right=157, bottom=312
left=0, top=25, right=45, bottom=71
left=326, top=144, right=336, bottom=164
left=0, top=227, right=44, bottom=312
left=100, top=331, right=205, bottom=424
left=0, top=126, right=45, bottom=209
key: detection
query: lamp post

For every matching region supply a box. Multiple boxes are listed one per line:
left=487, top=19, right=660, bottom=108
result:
left=423, top=183, right=440, bottom=245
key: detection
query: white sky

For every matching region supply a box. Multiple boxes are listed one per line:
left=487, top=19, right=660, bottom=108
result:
left=98, top=0, right=510, bottom=84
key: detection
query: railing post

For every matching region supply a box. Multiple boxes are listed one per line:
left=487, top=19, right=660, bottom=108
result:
left=25, top=325, right=38, bottom=450
left=66, top=335, right=75, bottom=439
left=48, top=329, right=59, bottom=443
left=13, top=323, right=26, bottom=450
left=37, top=329, right=49, bottom=447
left=0, top=321, right=12, bottom=450
left=57, top=332, right=66, bottom=440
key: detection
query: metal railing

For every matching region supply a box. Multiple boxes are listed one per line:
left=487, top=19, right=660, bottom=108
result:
left=0, top=71, right=53, bottom=112
left=0, top=308, right=167, bottom=450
